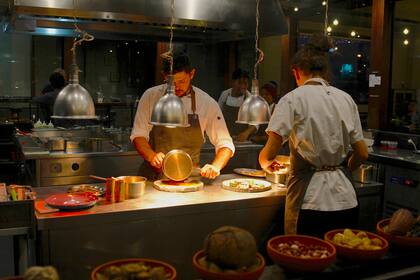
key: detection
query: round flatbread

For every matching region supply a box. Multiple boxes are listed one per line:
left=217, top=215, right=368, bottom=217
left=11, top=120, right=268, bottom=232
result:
left=153, top=179, right=203, bottom=192
left=222, top=179, right=271, bottom=193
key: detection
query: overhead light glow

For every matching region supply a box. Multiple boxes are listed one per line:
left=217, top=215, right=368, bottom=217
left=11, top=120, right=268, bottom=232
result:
left=326, top=26, right=332, bottom=32
left=403, top=39, right=409, bottom=45
left=350, top=31, right=356, bottom=37
left=322, top=1, right=327, bottom=6
left=333, top=19, right=339, bottom=26
left=294, top=7, right=299, bottom=12
left=357, top=53, right=362, bottom=58
left=403, top=28, right=409, bottom=35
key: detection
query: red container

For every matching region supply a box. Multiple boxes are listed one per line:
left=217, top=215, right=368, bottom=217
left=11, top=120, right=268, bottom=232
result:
left=91, top=258, right=177, bottom=280
left=376, top=219, right=420, bottom=248
left=267, top=235, right=336, bottom=272
left=192, top=250, right=265, bottom=280
left=325, top=229, right=388, bottom=261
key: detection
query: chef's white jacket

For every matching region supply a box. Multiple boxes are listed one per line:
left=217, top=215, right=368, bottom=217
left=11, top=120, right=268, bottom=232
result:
left=131, top=84, right=235, bottom=155
left=267, top=81, right=364, bottom=211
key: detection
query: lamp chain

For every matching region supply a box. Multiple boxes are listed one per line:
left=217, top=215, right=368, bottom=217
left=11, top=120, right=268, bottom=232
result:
left=71, top=0, right=94, bottom=63
left=324, top=0, right=329, bottom=35
left=253, top=0, right=264, bottom=80
left=161, top=0, right=175, bottom=75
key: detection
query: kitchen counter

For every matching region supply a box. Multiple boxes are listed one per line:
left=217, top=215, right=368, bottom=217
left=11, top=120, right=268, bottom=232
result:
left=33, top=174, right=382, bottom=280
left=368, top=146, right=420, bottom=171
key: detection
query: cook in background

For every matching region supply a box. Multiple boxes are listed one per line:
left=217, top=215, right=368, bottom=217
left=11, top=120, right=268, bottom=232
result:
left=32, top=72, right=66, bottom=123
left=131, top=52, right=234, bottom=180
left=218, top=69, right=257, bottom=142
left=250, top=81, right=278, bottom=144
left=41, top=68, right=67, bottom=94
left=259, top=34, right=368, bottom=237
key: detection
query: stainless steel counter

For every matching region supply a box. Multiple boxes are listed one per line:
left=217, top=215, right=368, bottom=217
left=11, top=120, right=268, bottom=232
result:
left=33, top=174, right=383, bottom=280
left=34, top=174, right=284, bottom=280
left=369, top=146, right=420, bottom=170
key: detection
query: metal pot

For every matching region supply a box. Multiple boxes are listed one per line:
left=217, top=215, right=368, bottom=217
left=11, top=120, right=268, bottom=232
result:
left=48, top=137, right=65, bottom=151
left=353, top=164, right=375, bottom=183
left=266, top=171, right=288, bottom=184
left=116, top=176, right=147, bottom=198
left=87, top=137, right=108, bottom=152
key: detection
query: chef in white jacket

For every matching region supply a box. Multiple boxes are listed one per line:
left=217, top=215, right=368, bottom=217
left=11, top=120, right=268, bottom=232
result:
left=259, top=34, right=368, bottom=237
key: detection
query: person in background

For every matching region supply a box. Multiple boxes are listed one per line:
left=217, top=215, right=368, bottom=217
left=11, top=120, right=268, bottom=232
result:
left=32, top=72, right=66, bottom=123
left=250, top=81, right=278, bottom=144
left=41, top=68, right=67, bottom=94
left=259, top=34, right=368, bottom=237
left=405, top=100, right=420, bottom=132
left=218, top=69, right=256, bottom=142
left=131, top=52, right=234, bottom=180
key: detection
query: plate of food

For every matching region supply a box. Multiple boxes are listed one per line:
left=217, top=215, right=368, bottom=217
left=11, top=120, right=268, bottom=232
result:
left=233, top=168, right=266, bottom=178
left=67, top=185, right=105, bottom=197
left=222, top=179, right=271, bottom=193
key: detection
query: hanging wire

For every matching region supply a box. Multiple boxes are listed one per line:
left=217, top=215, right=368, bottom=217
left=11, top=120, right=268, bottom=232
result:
left=161, top=0, right=175, bottom=75
left=71, top=0, right=94, bottom=62
left=324, top=0, right=329, bottom=35
left=253, top=0, right=264, bottom=80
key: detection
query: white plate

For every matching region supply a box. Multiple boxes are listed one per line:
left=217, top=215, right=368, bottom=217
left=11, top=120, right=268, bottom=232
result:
left=222, top=178, right=271, bottom=193
left=233, top=168, right=266, bottom=178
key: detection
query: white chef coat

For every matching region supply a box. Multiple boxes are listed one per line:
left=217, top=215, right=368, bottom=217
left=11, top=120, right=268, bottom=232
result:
left=218, top=88, right=251, bottom=108
left=130, top=84, right=235, bottom=154
left=267, top=79, right=364, bottom=211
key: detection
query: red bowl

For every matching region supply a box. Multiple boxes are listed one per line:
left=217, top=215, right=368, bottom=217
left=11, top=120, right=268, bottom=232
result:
left=91, top=258, right=177, bottom=280
left=267, top=235, right=336, bottom=272
left=192, top=250, right=265, bottom=280
left=376, top=219, right=420, bottom=248
left=325, top=229, right=388, bottom=261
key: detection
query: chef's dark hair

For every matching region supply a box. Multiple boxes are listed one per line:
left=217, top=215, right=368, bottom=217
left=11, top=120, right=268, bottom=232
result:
left=49, top=72, right=65, bottom=89
left=231, top=68, right=250, bottom=80
left=291, top=33, right=333, bottom=81
left=162, top=51, right=193, bottom=74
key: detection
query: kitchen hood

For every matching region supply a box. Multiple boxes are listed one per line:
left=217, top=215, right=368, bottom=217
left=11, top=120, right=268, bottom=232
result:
left=3, top=0, right=288, bottom=42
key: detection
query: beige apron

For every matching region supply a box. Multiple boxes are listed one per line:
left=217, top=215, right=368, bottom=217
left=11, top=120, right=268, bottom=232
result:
left=138, top=89, right=204, bottom=180
left=221, top=92, right=249, bottom=136
left=284, top=78, right=358, bottom=234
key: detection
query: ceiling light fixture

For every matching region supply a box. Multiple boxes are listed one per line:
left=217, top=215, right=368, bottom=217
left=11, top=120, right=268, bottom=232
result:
left=403, top=28, right=409, bottom=35
left=237, top=0, right=271, bottom=125
left=149, top=0, right=189, bottom=128
left=52, top=0, right=96, bottom=121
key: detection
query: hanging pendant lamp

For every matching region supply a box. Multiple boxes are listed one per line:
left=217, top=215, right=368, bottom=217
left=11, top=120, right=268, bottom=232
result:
left=237, top=79, right=271, bottom=125
left=52, top=48, right=96, bottom=120
left=237, top=0, right=271, bottom=125
left=149, top=0, right=188, bottom=128
left=150, top=75, right=189, bottom=127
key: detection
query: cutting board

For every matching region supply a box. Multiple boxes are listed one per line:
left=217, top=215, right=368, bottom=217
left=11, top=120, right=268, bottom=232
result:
left=153, top=179, right=203, bottom=192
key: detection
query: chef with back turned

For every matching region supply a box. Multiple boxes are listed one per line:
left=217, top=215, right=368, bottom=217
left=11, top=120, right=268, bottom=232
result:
left=259, top=34, right=368, bottom=237
left=130, top=51, right=235, bottom=180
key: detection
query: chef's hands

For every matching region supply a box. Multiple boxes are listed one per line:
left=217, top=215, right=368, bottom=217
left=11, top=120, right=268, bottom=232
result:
left=261, top=160, right=281, bottom=174
left=150, top=152, right=165, bottom=169
left=200, top=164, right=220, bottom=179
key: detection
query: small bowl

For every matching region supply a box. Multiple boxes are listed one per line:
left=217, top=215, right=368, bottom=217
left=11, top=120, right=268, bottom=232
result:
left=91, top=258, right=177, bottom=280
left=325, top=229, right=388, bottom=261
left=267, top=235, right=336, bottom=272
left=192, top=250, right=265, bottom=280
left=376, top=218, right=420, bottom=248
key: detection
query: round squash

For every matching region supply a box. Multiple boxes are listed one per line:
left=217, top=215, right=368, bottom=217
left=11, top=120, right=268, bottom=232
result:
left=204, top=226, right=257, bottom=269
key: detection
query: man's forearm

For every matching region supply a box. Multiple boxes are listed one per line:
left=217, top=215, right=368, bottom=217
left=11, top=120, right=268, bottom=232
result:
left=132, top=137, right=156, bottom=163
left=211, top=147, right=233, bottom=170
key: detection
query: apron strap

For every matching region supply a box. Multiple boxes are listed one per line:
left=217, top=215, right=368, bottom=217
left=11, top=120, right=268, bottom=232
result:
left=191, top=88, right=196, bottom=114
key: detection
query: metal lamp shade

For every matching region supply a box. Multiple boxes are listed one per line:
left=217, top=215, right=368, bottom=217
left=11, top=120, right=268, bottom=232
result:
left=237, top=79, right=271, bottom=125
left=149, top=75, right=189, bottom=127
left=52, top=83, right=97, bottom=119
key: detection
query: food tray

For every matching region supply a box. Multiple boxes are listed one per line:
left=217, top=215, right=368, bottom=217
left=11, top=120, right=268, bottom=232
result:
left=233, top=168, right=266, bottom=178
left=222, top=179, right=271, bottom=193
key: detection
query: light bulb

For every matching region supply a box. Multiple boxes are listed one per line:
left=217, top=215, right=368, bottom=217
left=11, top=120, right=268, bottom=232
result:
left=403, top=28, right=409, bottom=35
left=294, top=7, right=299, bottom=12
left=350, top=31, right=356, bottom=37
left=333, top=19, right=339, bottom=26
left=326, top=26, right=332, bottom=32
left=403, top=39, right=409, bottom=46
